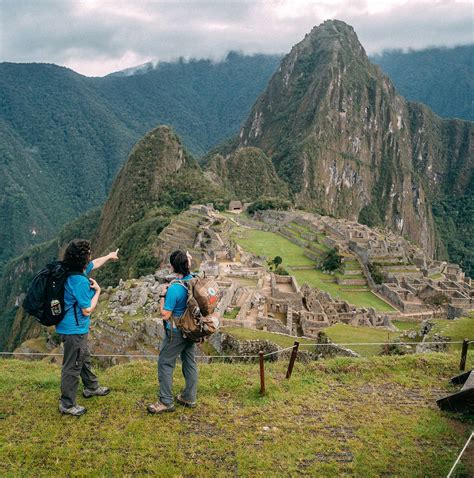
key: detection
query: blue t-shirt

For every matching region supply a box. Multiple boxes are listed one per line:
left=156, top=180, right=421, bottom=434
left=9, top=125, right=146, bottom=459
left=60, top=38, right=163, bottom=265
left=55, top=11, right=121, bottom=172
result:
left=164, top=274, right=193, bottom=330
left=56, top=262, right=94, bottom=335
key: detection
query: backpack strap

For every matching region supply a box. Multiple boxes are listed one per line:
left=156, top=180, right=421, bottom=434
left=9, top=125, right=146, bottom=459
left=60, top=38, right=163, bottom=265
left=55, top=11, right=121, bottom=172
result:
left=167, top=279, right=194, bottom=341
left=171, top=280, right=189, bottom=292
left=73, top=303, right=79, bottom=327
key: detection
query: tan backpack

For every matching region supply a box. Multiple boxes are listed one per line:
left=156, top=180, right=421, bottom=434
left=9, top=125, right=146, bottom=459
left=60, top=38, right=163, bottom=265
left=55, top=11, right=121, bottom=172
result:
left=171, top=274, right=220, bottom=342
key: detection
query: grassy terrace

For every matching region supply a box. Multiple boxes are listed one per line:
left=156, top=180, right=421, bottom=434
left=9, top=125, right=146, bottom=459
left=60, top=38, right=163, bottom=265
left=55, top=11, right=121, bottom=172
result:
left=232, top=227, right=394, bottom=312
left=429, top=316, right=474, bottom=343
left=223, top=308, right=240, bottom=320
left=225, top=324, right=398, bottom=358
left=0, top=356, right=472, bottom=477
left=233, top=228, right=314, bottom=267
left=392, top=316, right=474, bottom=346
left=223, top=327, right=314, bottom=348
left=322, top=323, right=401, bottom=357
left=226, top=319, right=474, bottom=358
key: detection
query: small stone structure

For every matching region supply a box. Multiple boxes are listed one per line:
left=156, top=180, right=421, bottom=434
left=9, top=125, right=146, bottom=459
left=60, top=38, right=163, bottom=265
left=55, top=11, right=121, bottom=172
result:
left=228, top=200, right=243, bottom=213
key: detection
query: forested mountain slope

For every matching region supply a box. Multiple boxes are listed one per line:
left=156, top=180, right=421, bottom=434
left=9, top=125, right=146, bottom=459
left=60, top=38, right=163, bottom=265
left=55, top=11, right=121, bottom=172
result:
left=0, top=53, right=281, bottom=268
left=372, top=45, right=473, bottom=121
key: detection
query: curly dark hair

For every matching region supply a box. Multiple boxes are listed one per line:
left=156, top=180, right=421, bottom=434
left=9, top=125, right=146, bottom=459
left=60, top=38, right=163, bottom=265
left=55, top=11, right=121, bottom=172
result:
left=170, top=250, right=190, bottom=276
left=63, top=239, right=92, bottom=272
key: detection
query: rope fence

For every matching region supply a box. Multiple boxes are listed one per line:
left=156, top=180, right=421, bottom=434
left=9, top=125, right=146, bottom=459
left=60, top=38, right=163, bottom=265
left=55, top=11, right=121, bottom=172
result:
left=0, top=339, right=467, bottom=360
left=2, top=337, right=472, bottom=394
left=447, top=432, right=473, bottom=478
left=1, top=338, right=471, bottom=472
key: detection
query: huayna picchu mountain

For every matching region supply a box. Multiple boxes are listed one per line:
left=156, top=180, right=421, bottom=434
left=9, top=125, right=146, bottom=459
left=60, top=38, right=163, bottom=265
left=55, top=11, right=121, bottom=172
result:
left=208, top=19, right=472, bottom=267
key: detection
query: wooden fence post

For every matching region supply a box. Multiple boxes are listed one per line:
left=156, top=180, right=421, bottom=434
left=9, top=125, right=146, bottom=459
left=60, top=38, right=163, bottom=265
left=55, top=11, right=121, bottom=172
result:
left=259, top=351, right=265, bottom=396
left=459, top=339, right=469, bottom=371
left=286, top=341, right=300, bottom=379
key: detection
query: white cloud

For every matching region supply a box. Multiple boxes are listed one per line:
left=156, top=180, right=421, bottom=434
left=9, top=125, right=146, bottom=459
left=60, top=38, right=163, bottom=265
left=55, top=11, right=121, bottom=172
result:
left=0, top=0, right=472, bottom=76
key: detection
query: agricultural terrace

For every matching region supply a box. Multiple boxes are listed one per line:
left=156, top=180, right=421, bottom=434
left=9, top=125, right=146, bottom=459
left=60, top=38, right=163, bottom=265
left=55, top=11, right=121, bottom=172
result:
left=232, top=226, right=394, bottom=312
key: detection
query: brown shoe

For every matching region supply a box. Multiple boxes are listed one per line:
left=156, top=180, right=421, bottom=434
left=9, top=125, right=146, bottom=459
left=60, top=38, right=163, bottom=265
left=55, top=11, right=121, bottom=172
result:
left=176, top=394, right=196, bottom=408
left=147, top=401, right=175, bottom=414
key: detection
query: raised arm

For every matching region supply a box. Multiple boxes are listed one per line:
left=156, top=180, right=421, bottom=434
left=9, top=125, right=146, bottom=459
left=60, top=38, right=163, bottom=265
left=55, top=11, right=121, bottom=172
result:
left=91, top=249, right=120, bottom=270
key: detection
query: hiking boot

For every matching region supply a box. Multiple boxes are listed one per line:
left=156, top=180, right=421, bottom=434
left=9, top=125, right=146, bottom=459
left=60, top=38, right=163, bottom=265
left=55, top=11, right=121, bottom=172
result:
left=59, top=404, right=87, bottom=416
left=83, top=386, right=110, bottom=398
left=147, top=401, right=175, bottom=414
left=176, top=394, right=197, bottom=408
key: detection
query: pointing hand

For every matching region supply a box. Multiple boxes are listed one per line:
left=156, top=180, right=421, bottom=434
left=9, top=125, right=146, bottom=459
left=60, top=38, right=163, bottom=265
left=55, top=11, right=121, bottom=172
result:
left=109, top=248, right=120, bottom=261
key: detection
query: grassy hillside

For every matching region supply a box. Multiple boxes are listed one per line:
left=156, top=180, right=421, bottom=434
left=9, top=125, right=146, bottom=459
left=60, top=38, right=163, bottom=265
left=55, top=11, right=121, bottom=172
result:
left=0, top=355, right=472, bottom=477
left=225, top=319, right=474, bottom=358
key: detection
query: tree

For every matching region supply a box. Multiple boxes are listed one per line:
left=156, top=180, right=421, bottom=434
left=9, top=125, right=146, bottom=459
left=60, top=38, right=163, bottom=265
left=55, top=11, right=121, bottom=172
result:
left=321, top=249, right=342, bottom=272
left=423, top=292, right=449, bottom=310
left=368, top=262, right=384, bottom=284
left=267, top=256, right=283, bottom=270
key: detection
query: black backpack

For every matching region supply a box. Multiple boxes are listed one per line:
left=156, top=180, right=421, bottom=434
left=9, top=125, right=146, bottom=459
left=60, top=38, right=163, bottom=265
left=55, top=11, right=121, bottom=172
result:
left=23, top=261, right=83, bottom=326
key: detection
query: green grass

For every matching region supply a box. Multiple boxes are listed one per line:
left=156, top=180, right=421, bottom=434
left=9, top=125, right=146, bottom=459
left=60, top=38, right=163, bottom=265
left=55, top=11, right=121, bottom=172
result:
left=393, top=320, right=420, bottom=331
left=308, top=241, right=329, bottom=254
left=322, top=323, right=401, bottom=357
left=224, top=327, right=313, bottom=348
left=223, top=308, right=241, bottom=320
left=343, top=260, right=361, bottom=270
left=428, top=316, right=474, bottom=347
left=288, top=269, right=395, bottom=312
left=287, top=222, right=313, bottom=235
left=232, top=228, right=314, bottom=267
left=0, top=356, right=472, bottom=477
left=232, top=227, right=395, bottom=312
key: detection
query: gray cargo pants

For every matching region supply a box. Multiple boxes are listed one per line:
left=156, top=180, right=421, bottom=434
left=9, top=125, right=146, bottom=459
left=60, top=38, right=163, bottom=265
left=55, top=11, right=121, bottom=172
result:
left=158, top=329, right=198, bottom=406
left=60, top=333, right=99, bottom=408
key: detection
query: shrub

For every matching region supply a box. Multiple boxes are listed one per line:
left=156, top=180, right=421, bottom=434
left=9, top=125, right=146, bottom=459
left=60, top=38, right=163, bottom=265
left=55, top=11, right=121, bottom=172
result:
left=423, top=292, right=449, bottom=309
left=321, top=248, right=342, bottom=272
left=368, top=262, right=384, bottom=284
left=247, top=198, right=291, bottom=215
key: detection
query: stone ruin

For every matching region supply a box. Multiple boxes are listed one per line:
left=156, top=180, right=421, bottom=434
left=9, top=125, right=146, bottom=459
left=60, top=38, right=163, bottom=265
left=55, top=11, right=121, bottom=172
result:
left=89, top=205, right=472, bottom=359
left=251, top=209, right=473, bottom=318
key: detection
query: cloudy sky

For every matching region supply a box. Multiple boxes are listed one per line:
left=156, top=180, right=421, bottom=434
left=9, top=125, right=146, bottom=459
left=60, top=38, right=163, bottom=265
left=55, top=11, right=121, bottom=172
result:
left=1, top=0, right=472, bottom=76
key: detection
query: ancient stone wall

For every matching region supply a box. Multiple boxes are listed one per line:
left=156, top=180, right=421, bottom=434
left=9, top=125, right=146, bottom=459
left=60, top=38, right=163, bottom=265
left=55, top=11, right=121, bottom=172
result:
left=256, top=316, right=291, bottom=334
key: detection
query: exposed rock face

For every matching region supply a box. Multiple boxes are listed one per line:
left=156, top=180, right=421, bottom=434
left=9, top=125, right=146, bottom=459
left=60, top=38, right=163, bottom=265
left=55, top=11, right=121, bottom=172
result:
left=234, top=20, right=472, bottom=257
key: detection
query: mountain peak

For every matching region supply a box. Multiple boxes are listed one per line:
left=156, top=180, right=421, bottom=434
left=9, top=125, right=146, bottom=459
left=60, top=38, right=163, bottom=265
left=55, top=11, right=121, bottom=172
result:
left=295, top=19, right=367, bottom=64
left=95, top=125, right=192, bottom=251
